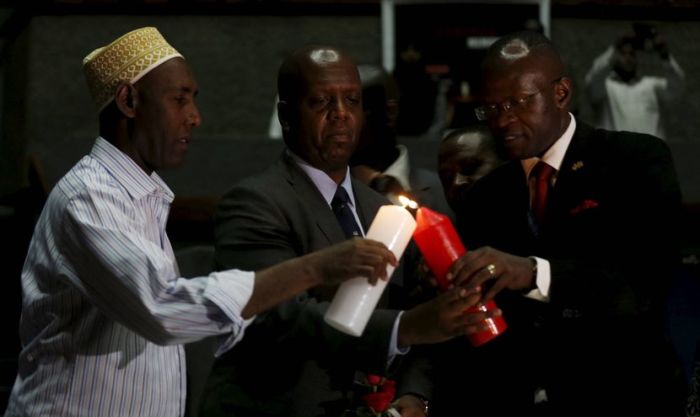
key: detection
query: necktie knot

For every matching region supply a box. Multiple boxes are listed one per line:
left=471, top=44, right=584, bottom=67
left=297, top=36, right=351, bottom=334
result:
left=532, top=161, right=555, bottom=185
left=332, top=186, right=351, bottom=210
left=332, top=186, right=362, bottom=239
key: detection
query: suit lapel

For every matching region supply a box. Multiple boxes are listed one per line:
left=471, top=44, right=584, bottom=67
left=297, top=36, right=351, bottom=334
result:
left=280, top=153, right=348, bottom=245
left=547, top=123, right=596, bottom=218
left=352, top=177, right=382, bottom=232
left=501, top=162, right=536, bottom=243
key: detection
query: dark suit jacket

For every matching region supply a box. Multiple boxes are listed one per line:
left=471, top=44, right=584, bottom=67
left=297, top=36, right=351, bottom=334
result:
left=208, top=151, right=412, bottom=417
left=433, top=123, right=686, bottom=417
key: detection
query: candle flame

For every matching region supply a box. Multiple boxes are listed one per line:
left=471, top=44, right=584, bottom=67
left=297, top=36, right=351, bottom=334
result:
left=398, top=195, right=418, bottom=209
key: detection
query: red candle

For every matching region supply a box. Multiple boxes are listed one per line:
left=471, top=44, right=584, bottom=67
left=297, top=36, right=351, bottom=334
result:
left=413, top=206, right=507, bottom=346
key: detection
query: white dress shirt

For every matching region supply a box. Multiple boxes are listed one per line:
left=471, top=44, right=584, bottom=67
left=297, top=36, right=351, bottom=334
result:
left=5, top=137, right=254, bottom=417
left=520, top=114, right=577, bottom=302
left=289, top=151, right=408, bottom=359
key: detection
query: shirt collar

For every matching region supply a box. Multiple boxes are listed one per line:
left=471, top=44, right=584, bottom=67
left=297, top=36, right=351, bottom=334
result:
left=383, top=144, right=412, bottom=191
left=522, top=113, right=576, bottom=179
left=287, top=150, right=356, bottom=208
left=91, top=136, right=174, bottom=202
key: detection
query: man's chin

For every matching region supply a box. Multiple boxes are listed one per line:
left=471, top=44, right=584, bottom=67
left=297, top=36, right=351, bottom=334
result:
left=326, top=150, right=353, bottom=168
left=501, top=140, right=526, bottom=160
left=161, top=158, right=187, bottom=171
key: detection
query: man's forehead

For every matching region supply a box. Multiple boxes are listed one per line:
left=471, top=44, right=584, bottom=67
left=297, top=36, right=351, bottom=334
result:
left=300, top=67, right=360, bottom=90
left=139, top=58, right=196, bottom=89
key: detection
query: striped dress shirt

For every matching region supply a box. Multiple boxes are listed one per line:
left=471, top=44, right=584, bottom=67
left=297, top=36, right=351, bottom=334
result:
left=5, top=137, right=254, bottom=417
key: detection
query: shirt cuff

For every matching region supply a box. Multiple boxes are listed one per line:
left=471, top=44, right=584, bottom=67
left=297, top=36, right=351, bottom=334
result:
left=205, top=269, right=256, bottom=356
left=387, top=311, right=410, bottom=365
left=524, top=256, right=551, bottom=303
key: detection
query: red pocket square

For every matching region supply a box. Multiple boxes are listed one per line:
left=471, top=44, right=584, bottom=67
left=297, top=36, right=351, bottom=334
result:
left=571, top=199, right=599, bottom=215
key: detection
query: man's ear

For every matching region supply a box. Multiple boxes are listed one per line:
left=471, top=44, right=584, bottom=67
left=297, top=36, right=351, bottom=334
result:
left=277, top=100, right=291, bottom=133
left=554, top=77, right=572, bottom=110
left=114, top=82, right=137, bottom=118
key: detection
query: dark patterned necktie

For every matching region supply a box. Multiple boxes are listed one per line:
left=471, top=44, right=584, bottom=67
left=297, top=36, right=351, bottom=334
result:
left=331, top=186, right=362, bottom=239
left=531, top=161, right=556, bottom=225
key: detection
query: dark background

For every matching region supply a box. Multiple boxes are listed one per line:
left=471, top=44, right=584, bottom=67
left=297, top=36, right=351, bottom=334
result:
left=0, top=0, right=698, bottom=410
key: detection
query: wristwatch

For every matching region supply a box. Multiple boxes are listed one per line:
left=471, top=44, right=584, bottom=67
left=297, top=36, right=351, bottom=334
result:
left=414, top=394, right=430, bottom=416
left=421, top=398, right=430, bottom=416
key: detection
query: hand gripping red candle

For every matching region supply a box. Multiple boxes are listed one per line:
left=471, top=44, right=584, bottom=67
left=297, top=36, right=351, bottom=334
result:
left=413, top=206, right=507, bottom=346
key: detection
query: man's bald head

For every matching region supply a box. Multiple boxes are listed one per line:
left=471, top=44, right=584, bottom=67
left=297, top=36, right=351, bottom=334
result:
left=278, top=45, right=357, bottom=104
left=481, top=30, right=566, bottom=91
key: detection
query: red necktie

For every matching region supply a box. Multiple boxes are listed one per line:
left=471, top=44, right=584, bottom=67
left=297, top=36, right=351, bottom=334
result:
left=531, top=161, right=555, bottom=224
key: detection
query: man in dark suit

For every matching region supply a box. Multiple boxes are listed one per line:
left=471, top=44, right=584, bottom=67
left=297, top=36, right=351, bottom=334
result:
left=350, top=64, right=452, bottom=218
left=206, top=46, right=490, bottom=417
left=438, top=30, right=686, bottom=417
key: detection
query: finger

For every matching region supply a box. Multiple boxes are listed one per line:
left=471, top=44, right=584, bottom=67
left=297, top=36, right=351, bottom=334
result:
left=359, top=250, right=392, bottom=282
left=445, top=253, right=471, bottom=283
left=387, top=250, right=398, bottom=267
left=461, top=321, right=495, bottom=336
left=372, top=246, right=398, bottom=267
left=369, top=257, right=386, bottom=284
left=366, top=267, right=379, bottom=285
left=447, top=264, right=472, bottom=289
left=450, top=251, right=491, bottom=288
left=465, top=263, right=499, bottom=291
left=364, top=264, right=381, bottom=285
left=482, top=278, right=507, bottom=302
left=486, top=306, right=503, bottom=318
left=363, top=240, right=398, bottom=266
left=378, top=253, right=394, bottom=281
left=452, top=292, right=482, bottom=312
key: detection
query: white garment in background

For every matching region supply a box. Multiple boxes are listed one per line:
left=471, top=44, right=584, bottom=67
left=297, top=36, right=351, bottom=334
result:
left=584, top=46, right=685, bottom=140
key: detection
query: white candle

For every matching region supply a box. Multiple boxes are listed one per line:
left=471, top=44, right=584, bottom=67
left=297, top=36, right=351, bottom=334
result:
left=324, top=205, right=416, bottom=336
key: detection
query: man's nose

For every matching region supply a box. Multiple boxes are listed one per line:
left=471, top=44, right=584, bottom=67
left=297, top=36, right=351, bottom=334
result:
left=329, top=98, right=349, bottom=120
left=189, top=105, right=202, bottom=127
left=454, top=173, right=472, bottom=186
left=493, top=104, right=517, bottom=128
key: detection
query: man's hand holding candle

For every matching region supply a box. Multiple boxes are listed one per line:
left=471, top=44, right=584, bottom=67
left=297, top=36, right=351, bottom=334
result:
left=307, top=238, right=398, bottom=286
left=448, top=246, right=536, bottom=301
left=397, top=286, right=501, bottom=347
left=246, top=238, right=397, bottom=319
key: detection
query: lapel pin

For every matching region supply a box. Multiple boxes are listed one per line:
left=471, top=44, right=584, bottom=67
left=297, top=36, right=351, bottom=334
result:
left=571, top=161, right=584, bottom=171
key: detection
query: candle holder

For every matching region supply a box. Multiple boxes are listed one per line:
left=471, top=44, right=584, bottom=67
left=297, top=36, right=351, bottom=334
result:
left=413, top=206, right=507, bottom=347
left=324, top=205, right=416, bottom=336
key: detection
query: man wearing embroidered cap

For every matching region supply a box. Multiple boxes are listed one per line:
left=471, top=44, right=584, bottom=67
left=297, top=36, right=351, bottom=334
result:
left=5, top=28, right=397, bottom=417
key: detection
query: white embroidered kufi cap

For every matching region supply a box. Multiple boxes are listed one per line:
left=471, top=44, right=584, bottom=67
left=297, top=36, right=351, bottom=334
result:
left=83, top=27, right=183, bottom=111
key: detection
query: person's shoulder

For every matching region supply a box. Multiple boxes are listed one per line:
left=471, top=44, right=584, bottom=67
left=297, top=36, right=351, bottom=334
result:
left=581, top=123, right=671, bottom=160
left=352, top=177, right=391, bottom=207
left=456, top=161, right=520, bottom=206
left=482, top=159, right=522, bottom=185
left=591, top=124, right=665, bottom=146
left=411, top=167, right=442, bottom=189
left=53, top=154, right=120, bottom=202
left=221, top=154, right=287, bottom=196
